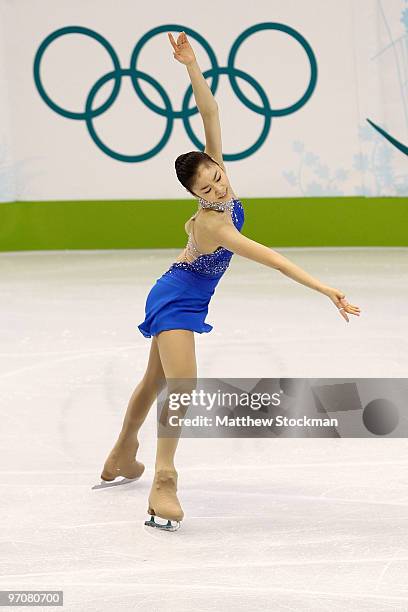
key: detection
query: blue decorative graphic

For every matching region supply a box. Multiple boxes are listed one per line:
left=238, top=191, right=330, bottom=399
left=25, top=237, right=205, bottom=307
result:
left=283, top=120, right=408, bottom=197
left=365, top=1, right=408, bottom=157
left=355, top=120, right=408, bottom=196
left=283, top=140, right=349, bottom=196
left=33, top=23, right=318, bottom=163
left=282, top=117, right=408, bottom=197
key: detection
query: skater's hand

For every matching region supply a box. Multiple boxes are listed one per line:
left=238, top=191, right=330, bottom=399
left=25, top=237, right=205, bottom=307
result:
left=322, top=286, right=361, bottom=323
left=168, top=31, right=196, bottom=66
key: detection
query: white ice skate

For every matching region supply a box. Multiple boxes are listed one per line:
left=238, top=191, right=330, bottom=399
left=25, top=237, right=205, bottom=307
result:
left=91, top=459, right=145, bottom=490
left=91, top=475, right=142, bottom=490
left=144, top=469, right=184, bottom=532
left=144, top=515, right=181, bottom=531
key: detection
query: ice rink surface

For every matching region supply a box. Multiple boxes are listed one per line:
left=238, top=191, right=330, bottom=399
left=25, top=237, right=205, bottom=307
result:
left=1, top=247, right=408, bottom=611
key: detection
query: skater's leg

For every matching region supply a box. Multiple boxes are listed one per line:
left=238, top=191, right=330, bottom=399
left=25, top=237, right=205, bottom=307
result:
left=154, top=329, right=197, bottom=471
left=101, top=336, right=167, bottom=481
left=145, top=329, right=197, bottom=524
left=116, top=336, right=167, bottom=449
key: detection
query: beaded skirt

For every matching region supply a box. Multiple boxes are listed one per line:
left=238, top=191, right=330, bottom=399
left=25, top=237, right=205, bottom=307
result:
left=137, top=198, right=245, bottom=338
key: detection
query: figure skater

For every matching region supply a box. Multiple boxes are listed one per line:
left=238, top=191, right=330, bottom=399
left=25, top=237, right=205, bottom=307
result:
left=93, top=32, right=361, bottom=531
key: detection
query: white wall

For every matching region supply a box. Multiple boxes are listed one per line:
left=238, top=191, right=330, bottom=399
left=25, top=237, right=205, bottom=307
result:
left=0, top=0, right=407, bottom=202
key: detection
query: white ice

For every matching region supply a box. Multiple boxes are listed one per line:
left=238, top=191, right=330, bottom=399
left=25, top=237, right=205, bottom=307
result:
left=1, top=247, right=408, bottom=611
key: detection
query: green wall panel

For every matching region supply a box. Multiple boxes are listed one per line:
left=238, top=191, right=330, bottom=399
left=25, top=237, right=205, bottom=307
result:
left=0, top=197, right=407, bottom=251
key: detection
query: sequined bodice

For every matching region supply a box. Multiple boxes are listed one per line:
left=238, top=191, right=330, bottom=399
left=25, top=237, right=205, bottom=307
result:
left=167, top=197, right=245, bottom=279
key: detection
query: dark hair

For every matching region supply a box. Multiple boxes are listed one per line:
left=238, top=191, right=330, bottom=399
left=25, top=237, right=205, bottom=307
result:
left=175, top=151, right=220, bottom=198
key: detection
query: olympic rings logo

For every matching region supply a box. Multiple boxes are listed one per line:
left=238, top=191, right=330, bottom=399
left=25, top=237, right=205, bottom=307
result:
left=33, top=23, right=318, bottom=163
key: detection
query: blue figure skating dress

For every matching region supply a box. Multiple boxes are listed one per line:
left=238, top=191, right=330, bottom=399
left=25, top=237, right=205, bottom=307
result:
left=137, top=196, right=245, bottom=338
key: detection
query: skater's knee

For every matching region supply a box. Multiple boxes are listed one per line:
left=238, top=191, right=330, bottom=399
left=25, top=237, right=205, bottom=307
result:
left=166, top=376, right=197, bottom=397
left=141, top=375, right=197, bottom=403
left=141, top=372, right=167, bottom=396
left=164, top=377, right=197, bottom=420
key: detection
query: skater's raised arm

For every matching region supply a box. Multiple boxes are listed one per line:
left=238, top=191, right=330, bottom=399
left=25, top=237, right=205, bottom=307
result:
left=168, top=31, right=218, bottom=116
left=209, top=221, right=361, bottom=323
left=168, top=31, right=225, bottom=168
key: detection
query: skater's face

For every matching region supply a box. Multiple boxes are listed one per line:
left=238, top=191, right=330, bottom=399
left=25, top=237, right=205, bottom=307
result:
left=192, top=162, right=231, bottom=203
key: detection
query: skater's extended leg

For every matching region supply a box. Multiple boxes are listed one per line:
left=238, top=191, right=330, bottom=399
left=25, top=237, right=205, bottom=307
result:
left=116, top=336, right=167, bottom=450
left=100, top=336, right=167, bottom=482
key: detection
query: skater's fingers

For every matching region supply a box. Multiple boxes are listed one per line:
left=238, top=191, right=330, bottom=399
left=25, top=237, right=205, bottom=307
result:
left=168, top=33, right=178, bottom=51
left=339, top=308, right=349, bottom=322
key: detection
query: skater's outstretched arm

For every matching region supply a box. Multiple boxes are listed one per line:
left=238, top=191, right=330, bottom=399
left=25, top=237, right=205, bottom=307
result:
left=208, top=220, right=361, bottom=323
left=168, top=31, right=225, bottom=169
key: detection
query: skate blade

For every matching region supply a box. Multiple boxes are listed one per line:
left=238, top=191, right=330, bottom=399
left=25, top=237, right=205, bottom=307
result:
left=144, top=515, right=181, bottom=532
left=91, top=476, right=141, bottom=490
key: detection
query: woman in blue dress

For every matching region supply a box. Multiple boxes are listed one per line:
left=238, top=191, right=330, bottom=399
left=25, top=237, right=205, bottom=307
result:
left=95, top=32, right=361, bottom=531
